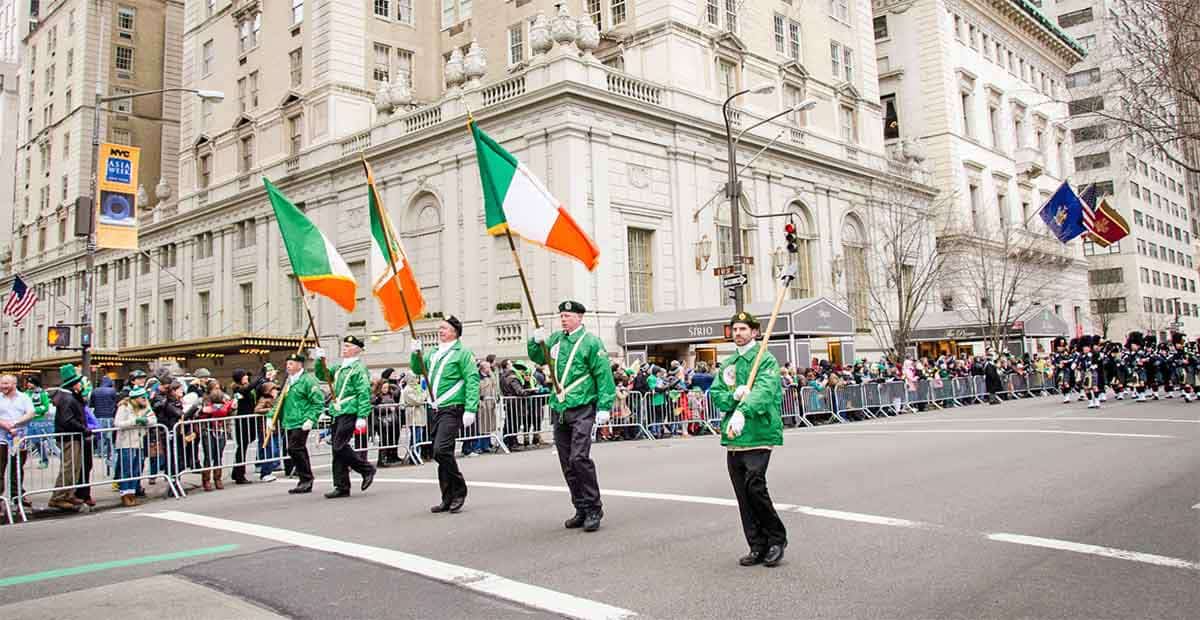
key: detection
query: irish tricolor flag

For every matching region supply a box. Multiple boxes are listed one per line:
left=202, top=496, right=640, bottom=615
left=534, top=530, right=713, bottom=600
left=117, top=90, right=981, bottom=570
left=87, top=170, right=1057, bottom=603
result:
left=364, top=159, right=425, bottom=330
left=472, top=121, right=600, bottom=270
left=264, top=178, right=357, bottom=312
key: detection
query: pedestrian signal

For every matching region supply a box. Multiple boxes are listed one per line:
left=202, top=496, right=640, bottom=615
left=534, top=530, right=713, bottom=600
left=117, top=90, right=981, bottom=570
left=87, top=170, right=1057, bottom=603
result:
left=784, top=222, right=799, bottom=253
left=47, top=325, right=72, bottom=349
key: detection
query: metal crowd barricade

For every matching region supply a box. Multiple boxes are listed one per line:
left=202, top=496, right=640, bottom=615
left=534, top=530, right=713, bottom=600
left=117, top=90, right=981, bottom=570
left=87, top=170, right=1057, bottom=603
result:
left=800, top=386, right=845, bottom=424
left=1028, top=371, right=1048, bottom=396
left=642, top=390, right=685, bottom=438
left=1008, top=373, right=1029, bottom=398
left=498, top=392, right=554, bottom=448
left=973, top=375, right=988, bottom=402
left=781, top=385, right=811, bottom=427
left=369, top=403, right=417, bottom=465
left=2, top=444, right=14, bottom=524
left=877, top=381, right=908, bottom=415
left=835, top=384, right=873, bottom=420
left=928, top=377, right=953, bottom=408
left=172, top=414, right=284, bottom=497
left=15, top=426, right=179, bottom=521
left=598, top=390, right=654, bottom=440
left=862, top=382, right=888, bottom=416
left=908, top=379, right=933, bottom=411
left=951, top=377, right=976, bottom=405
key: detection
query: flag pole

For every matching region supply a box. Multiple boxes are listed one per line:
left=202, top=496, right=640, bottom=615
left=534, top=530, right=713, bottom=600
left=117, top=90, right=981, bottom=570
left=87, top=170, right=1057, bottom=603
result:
left=503, top=227, right=561, bottom=393
left=360, top=155, right=433, bottom=390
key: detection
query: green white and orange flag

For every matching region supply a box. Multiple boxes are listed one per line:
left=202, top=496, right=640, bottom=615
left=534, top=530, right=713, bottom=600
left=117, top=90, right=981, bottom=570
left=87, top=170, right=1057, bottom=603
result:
left=364, top=159, right=426, bottom=330
left=471, top=120, right=600, bottom=270
left=264, top=178, right=357, bottom=312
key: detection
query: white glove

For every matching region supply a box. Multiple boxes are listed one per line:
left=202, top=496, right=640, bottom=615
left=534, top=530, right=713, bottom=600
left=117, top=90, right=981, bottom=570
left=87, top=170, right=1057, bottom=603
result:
left=409, top=340, right=422, bottom=354
left=355, top=418, right=367, bottom=431
left=301, top=419, right=314, bottom=432
left=265, top=420, right=275, bottom=435
left=733, top=385, right=750, bottom=401
left=595, top=410, right=611, bottom=425
left=311, top=347, right=326, bottom=360
left=318, top=413, right=332, bottom=424
left=726, top=410, right=745, bottom=438
left=532, top=327, right=547, bottom=343
left=462, top=412, right=476, bottom=427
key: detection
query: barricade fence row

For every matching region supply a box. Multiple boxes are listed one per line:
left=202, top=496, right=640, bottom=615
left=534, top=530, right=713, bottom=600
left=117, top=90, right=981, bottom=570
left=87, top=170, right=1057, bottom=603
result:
left=2, top=374, right=1063, bottom=523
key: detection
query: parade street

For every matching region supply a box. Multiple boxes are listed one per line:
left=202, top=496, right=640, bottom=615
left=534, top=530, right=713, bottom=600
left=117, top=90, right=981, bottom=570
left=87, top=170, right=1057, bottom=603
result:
left=1, top=396, right=1197, bottom=620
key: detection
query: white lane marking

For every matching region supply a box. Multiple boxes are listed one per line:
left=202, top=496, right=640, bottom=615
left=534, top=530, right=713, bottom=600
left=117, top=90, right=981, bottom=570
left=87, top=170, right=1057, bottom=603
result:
left=143, top=510, right=636, bottom=620
left=1192, top=503, right=1199, bottom=510
left=374, top=478, right=1198, bottom=572
left=803, top=429, right=1175, bottom=439
left=986, top=533, right=1200, bottom=571
left=880, top=417, right=1200, bottom=425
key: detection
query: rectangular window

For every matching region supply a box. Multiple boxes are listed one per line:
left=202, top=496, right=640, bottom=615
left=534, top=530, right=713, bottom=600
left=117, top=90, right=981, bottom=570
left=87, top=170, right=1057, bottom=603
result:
left=290, top=49, right=303, bottom=87
left=288, top=115, right=303, bottom=155
left=1088, top=267, right=1123, bottom=284
left=374, top=0, right=389, bottom=18
left=843, top=47, right=853, bottom=82
left=1072, top=125, right=1106, bottom=142
left=198, top=154, right=211, bottom=188
left=237, top=220, right=256, bottom=249
left=1069, top=96, right=1104, bottom=116
left=442, top=0, right=455, bottom=27
left=774, top=15, right=785, bottom=54
left=706, top=0, right=719, bottom=26
left=627, top=228, right=653, bottom=313
left=198, top=292, right=210, bottom=337
left=717, top=59, right=738, bottom=98
left=118, top=308, right=128, bottom=347
left=250, top=71, right=259, bottom=108
left=397, top=0, right=413, bottom=24
left=612, top=0, right=627, bottom=25
left=788, top=22, right=801, bottom=60
left=831, top=0, right=849, bottom=22
left=989, top=106, right=1001, bottom=148
left=841, top=105, right=857, bottom=143
left=1058, top=8, right=1093, bottom=28
left=98, top=312, right=108, bottom=347
left=238, top=77, right=247, bottom=113
left=161, top=299, right=174, bottom=342
left=724, top=0, right=737, bottom=33
left=114, top=46, right=133, bottom=72
left=830, top=42, right=841, bottom=80
left=139, top=303, right=150, bottom=344
left=202, top=39, right=214, bottom=75
left=960, top=91, right=973, bottom=138
left=588, top=0, right=602, bottom=29
left=373, top=42, right=391, bottom=83
left=1075, top=152, right=1111, bottom=170
left=240, top=135, right=255, bottom=173
left=1066, top=68, right=1101, bottom=89
left=882, top=94, right=899, bottom=140
left=874, top=15, right=888, bottom=40
left=508, top=24, right=524, bottom=66
left=241, top=283, right=254, bottom=331
left=395, top=50, right=413, bottom=86
left=117, top=6, right=136, bottom=32
left=293, top=0, right=304, bottom=24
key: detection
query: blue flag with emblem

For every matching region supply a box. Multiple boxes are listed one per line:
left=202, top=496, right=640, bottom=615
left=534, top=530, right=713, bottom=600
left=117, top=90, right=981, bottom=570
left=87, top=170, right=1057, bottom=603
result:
left=1038, top=181, right=1087, bottom=243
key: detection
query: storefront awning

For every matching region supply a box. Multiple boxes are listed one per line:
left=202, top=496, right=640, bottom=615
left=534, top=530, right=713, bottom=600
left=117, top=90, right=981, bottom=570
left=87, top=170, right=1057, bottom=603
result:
left=118, top=333, right=314, bottom=361
left=910, top=309, right=1070, bottom=342
left=616, top=297, right=854, bottom=347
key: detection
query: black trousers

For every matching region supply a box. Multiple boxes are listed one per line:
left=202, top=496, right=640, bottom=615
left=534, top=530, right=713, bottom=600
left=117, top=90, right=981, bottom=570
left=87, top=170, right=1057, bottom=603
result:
left=727, top=449, right=787, bottom=552
left=553, top=403, right=601, bottom=511
left=286, top=428, right=313, bottom=485
left=331, top=415, right=375, bottom=492
left=231, top=416, right=263, bottom=481
left=430, top=406, right=467, bottom=503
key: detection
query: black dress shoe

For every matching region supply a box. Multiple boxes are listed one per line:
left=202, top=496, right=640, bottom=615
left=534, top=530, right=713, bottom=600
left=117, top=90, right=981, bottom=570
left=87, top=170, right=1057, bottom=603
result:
left=288, top=483, right=312, bottom=495
left=431, top=502, right=450, bottom=513
left=448, top=497, right=465, bottom=513
left=739, top=551, right=765, bottom=567
left=324, top=488, right=350, bottom=499
left=564, top=511, right=586, bottom=529
left=583, top=509, right=603, bottom=532
left=762, top=544, right=785, bottom=567
left=361, top=470, right=376, bottom=492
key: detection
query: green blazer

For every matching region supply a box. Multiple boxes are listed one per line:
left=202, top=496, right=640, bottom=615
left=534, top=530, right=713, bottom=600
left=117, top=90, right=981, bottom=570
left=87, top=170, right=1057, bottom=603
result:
left=528, top=327, right=616, bottom=414
left=315, top=358, right=371, bottom=419
left=411, top=340, right=480, bottom=413
left=711, top=343, right=784, bottom=449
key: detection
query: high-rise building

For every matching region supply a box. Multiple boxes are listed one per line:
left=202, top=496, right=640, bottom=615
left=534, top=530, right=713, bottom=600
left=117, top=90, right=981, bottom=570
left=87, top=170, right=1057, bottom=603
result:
left=3, top=0, right=938, bottom=375
left=875, top=0, right=1090, bottom=355
left=0, top=0, right=23, bottom=277
left=1040, top=0, right=1199, bottom=342
left=1, top=0, right=183, bottom=365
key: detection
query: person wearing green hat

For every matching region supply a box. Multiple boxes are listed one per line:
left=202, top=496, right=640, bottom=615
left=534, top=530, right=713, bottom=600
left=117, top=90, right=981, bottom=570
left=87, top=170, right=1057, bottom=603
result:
left=528, top=300, right=616, bottom=532
left=267, top=353, right=324, bottom=494
left=48, top=364, right=89, bottom=511
left=114, top=387, right=156, bottom=507
left=711, top=312, right=787, bottom=568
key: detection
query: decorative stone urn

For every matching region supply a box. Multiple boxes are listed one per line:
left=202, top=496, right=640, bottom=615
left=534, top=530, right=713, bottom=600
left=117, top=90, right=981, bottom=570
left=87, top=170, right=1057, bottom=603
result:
left=374, top=79, right=393, bottom=115
left=464, top=41, right=487, bottom=89
left=389, top=76, right=412, bottom=108
left=530, top=13, right=553, bottom=57
left=155, top=178, right=172, bottom=203
left=576, top=17, right=599, bottom=59
left=445, top=48, right=465, bottom=91
left=551, top=4, right=578, bottom=48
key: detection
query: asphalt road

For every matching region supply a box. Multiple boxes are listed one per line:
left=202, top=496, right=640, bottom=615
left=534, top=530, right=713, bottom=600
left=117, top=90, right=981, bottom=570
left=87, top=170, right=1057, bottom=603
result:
left=2, top=394, right=1197, bottom=619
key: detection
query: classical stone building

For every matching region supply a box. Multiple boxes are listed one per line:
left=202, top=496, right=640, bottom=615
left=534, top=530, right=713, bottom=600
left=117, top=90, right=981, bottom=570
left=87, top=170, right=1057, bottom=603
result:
left=3, top=0, right=938, bottom=377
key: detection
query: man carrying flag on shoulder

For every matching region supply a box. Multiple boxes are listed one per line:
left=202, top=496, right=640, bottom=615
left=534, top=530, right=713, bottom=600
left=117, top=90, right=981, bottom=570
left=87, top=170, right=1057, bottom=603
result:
left=265, top=352, right=323, bottom=495
left=312, top=337, right=376, bottom=498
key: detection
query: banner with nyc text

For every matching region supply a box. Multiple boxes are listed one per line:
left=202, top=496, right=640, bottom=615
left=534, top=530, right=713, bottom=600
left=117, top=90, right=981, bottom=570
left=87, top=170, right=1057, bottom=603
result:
left=95, top=142, right=141, bottom=250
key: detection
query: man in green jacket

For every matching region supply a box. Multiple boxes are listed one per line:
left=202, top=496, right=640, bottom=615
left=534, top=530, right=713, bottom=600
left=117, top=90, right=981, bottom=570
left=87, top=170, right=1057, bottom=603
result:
left=411, top=315, right=479, bottom=514
left=529, top=300, right=616, bottom=532
left=711, top=311, right=787, bottom=568
left=267, top=353, right=324, bottom=495
left=313, top=336, right=377, bottom=499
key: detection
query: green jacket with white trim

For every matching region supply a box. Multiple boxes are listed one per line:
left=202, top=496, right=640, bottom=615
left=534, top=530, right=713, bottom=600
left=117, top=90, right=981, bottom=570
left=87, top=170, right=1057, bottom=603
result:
left=528, top=327, right=616, bottom=414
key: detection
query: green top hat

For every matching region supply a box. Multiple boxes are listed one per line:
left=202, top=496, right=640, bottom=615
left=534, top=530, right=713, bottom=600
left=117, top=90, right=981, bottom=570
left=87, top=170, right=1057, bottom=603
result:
left=58, top=363, right=83, bottom=389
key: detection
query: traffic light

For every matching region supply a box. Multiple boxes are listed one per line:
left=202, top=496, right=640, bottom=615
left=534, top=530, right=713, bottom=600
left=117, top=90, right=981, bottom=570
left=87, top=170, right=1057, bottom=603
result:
left=784, top=221, right=799, bottom=253
left=47, top=325, right=72, bottom=349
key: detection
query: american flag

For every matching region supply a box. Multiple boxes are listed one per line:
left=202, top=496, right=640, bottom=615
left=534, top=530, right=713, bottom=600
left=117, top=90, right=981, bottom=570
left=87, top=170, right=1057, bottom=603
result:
left=1079, top=183, right=1130, bottom=248
left=3, top=276, right=39, bottom=325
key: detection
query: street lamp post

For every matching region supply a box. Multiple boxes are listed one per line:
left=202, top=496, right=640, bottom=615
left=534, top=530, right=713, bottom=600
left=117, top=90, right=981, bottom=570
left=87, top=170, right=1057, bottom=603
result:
left=722, top=84, right=816, bottom=313
left=81, top=88, right=223, bottom=380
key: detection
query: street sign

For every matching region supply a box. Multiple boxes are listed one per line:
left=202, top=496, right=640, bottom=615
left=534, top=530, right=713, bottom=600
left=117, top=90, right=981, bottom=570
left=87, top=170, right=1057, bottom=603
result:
left=733, top=255, right=755, bottom=266
left=713, top=265, right=740, bottom=276
left=722, top=273, right=749, bottom=289
left=1170, top=321, right=1184, bottom=330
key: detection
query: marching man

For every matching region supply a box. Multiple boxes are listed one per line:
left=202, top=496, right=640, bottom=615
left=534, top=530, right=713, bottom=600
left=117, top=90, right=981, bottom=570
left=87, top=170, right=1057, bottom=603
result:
left=529, top=301, right=616, bottom=532
left=313, top=336, right=377, bottom=498
left=410, top=316, right=480, bottom=514
left=711, top=311, right=788, bottom=568
left=266, top=353, right=324, bottom=495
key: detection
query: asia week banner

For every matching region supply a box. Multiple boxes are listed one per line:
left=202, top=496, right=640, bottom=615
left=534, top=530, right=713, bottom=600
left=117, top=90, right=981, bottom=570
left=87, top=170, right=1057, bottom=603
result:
left=95, top=142, right=140, bottom=250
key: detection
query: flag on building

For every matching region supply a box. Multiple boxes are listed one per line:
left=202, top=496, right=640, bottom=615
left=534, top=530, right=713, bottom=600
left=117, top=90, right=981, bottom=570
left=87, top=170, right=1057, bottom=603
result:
left=1079, top=184, right=1130, bottom=248
left=263, top=178, right=357, bottom=313
left=1038, top=181, right=1087, bottom=243
left=363, top=159, right=425, bottom=330
left=2, top=276, right=38, bottom=325
left=471, top=120, right=600, bottom=270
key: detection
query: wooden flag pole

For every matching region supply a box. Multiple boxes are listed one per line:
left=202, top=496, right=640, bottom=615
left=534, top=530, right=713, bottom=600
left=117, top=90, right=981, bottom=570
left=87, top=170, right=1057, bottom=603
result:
left=360, top=155, right=432, bottom=391
left=504, top=228, right=561, bottom=393
left=267, top=295, right=316, bottom=432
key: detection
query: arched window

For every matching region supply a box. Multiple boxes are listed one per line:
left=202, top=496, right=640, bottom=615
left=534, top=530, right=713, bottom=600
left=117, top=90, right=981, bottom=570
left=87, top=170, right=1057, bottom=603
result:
left=841, top=214, right=870, bottom=329
left=403, top=192, right=443, bottom=314
left=786, top=201, right=816, bottom=300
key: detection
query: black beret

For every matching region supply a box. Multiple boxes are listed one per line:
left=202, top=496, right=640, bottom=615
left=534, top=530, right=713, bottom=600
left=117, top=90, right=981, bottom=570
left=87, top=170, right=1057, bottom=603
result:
left=558, top=300, right=587, bottom=314
left=729, top=311, right=760, bottom=329
left=286, top=353, right=306, bottom=363
left=445, top=315, right=463, bottom=337
left=343, top=335, right=365, bottom=349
